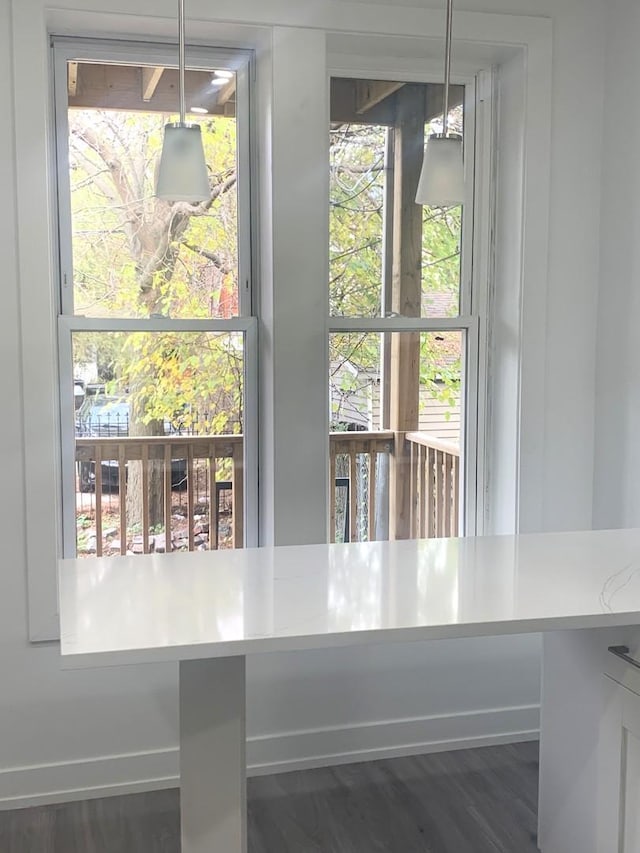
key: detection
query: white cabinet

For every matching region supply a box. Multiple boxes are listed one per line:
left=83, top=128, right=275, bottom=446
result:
left=598, top=655, right=640, bottom=852
left=538, top=631, right=640, bottom=853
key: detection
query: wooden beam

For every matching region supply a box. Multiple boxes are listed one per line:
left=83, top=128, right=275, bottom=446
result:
left=424, top=83, right=465, bottom=125
left=67, top=61, right=78, bottom=98
left=355, top=80, right=405, bottom=115
left=68, top=63, right=236, bottom=117
left=330, top=78, right=464, bottom=127
left=141, top=66, right=164, bottom=102
left=330, top=77, right=397, bottom=126
left=216, top=77, right=236, bottom=107
left=388, top=85, right=425, bottom=541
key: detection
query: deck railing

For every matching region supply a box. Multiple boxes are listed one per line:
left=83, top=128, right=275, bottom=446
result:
left=406, top=431, right=460, bottom=539
left=76, top=429, right=460, bottom=556
left=75, top=435, right=242, bottom=556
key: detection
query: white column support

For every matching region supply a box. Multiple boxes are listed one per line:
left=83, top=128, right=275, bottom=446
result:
left=257, top=27, right=329, bottom=548
left=179, top=656, right=247, bottom=853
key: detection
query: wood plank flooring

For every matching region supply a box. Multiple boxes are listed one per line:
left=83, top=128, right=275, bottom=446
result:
left=0, top=741, right=539, bottom=852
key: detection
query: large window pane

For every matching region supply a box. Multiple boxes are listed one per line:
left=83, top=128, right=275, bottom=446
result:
left=65, top=62, right=240, bottom=319
left=71, top=330, right=244, bottom=557
left=329, top=78, right=464, bottom=319
left=330, top=123, right=385, bottom=317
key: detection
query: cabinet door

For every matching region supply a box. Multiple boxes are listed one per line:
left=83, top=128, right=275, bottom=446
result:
left=598, top=677, right=640, bottom=853
left=620, top=688, right=640, bottom=851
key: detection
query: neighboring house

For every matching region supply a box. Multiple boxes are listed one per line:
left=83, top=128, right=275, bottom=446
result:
left=330, top=361, right=461, bottom=444
left=330, top=289, right=462, bottom=443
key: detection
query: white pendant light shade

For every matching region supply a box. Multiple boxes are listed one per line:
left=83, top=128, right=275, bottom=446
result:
left=415, top=135, right=464, bottom=206
left=155, top=1, right=209, bottom=203
left=156, top=123, right=210, bottom=202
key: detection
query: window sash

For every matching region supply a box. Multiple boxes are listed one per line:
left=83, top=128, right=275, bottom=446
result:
left=52, top=37, right=258, bottom=557
left=51, top=37, right=254, bottom=319
left=327, top=77, right=480, bottom=537
left=58, top=315, right=259, bottom=556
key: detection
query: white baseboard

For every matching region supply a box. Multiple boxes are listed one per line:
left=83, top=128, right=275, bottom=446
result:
left=0, top=704, right=539, bottom=810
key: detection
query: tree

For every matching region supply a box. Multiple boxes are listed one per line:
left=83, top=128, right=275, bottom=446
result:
left=68, top=98, right=464, bottom=543
left=329, top=114, right=464, bottom=432
left=69, top=108, right=241, bottom=527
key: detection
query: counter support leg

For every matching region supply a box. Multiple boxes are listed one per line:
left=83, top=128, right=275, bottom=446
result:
left=179, top=656, right=246, bottom=853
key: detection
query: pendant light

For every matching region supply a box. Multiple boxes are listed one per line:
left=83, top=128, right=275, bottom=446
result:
left=415, top=0, right=464, bottom=206
left=156, top=0, right=210, bottom=202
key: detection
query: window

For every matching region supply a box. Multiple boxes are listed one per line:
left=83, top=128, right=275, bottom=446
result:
left=328, top=77, right=479, bottom=542
left=52, top=39, right=257, bottom=558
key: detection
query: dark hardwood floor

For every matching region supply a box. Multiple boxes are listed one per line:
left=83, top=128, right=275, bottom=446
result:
left=0, top=741, right=539, bottom=852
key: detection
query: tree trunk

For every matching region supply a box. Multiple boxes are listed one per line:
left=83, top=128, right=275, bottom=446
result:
left=125, top=393, right=165, bottom=537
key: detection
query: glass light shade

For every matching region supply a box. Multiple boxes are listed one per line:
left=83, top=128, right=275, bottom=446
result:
left=415, top=135, right=464, bottom=206
left=156, top=123, right=210, bottom=202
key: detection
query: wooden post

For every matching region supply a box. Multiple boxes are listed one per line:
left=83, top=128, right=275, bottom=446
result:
left=389, top=86, right=425, bottom=540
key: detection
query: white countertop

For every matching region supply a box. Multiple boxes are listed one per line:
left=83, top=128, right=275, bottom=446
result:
left=58, top=529, right=640, bottom=667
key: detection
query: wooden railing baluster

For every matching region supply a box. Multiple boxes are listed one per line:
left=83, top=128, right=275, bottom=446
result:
left=94, top=445, right=103, bottom=557
left=349, top=442, right=357, bottom=543
left=208, top=441, right=217, bottom=551
left=142, top=444, right=150, bottom=554
left=444, top=452, right=453, bottom=536
left=368, top=451, right=376, bottom=541
left=187, top=444, right=195, bottom=552
left=404, top=432, right=460, bottom=540
left=164, top=444, right=172, bottom=553
left=118, top=443, right=127, bottom=555
left=329, top=442, right=337, bottom=543
left=418, top=444, right=425, bottom=539
left=409, top=437, right=417, bottom=539
left=427, top=446, right=435, bottom=537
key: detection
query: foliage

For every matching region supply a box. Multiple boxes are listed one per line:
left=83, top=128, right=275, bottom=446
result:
left=68, top=107, right=242, bottom=434
left=329, top=113, right=464, bottom=430
left=68, top=98, right=463, bottom=438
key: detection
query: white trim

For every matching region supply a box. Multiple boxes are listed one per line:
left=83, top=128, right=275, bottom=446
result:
left=326, top=66, right=482, bottom=539
left=41, top=2, right=549, bottom=46
left=515, top=33, right=552, bottom=534
left=13, top=2, right=552, bottom=633
left=328, top=58, right=476, bottom=86
left=0, top=704, right=539, bottom=810
left=244, top=318, right=259, bottom=547
left=58, top=317, right=257, bottom=333
left=472, top=68, right=497, bottom=534
left=463, top=318, right=480, bottom=536
left=32, top=37, right=260, bottom=639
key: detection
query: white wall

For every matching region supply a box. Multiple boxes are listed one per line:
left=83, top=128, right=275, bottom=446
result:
left=0, top=0, right=606, bottom=807
left=593, top=0, right=640, bottom=530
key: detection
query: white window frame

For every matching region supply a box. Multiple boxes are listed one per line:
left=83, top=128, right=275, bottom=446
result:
left=327, top=69, right=487, bottom=537
left=50, top=37, right=258, bottom=611
left=13, top=4, right=552, bottom=640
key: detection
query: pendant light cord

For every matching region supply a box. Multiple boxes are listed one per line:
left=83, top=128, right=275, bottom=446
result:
left=178, top=0, right=186, bottom=125
left=442, top=0, right=453, bottom=137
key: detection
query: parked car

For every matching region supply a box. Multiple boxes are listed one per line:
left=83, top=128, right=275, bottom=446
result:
left=76, top=395, right=129, bottom=438
left=76, top=395, right=187, bottom=493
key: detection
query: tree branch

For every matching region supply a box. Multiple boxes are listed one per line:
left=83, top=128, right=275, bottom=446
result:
left=182, top=243, right=232, bottom=275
